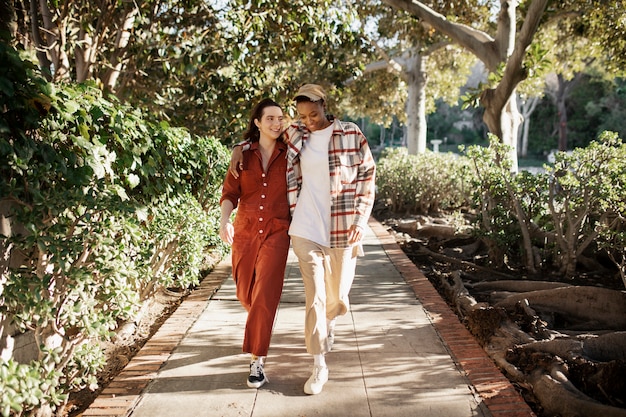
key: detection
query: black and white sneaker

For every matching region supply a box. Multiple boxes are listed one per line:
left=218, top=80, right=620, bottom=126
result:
left=247, top=359, right=268, bottom=388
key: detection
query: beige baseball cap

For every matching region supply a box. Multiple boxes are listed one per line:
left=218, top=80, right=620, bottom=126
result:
left=293, top=84, right=326, bottom=102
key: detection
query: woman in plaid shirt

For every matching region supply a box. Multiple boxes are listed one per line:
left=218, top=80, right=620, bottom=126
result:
left=230, top=84, right=376, bottom=395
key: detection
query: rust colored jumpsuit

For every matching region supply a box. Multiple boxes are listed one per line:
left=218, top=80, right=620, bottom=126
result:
left=220, top=141, right=290, bottom=357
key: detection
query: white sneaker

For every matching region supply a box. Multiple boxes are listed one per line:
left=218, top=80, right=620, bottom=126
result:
left=304, top=365, right=329, bottom=395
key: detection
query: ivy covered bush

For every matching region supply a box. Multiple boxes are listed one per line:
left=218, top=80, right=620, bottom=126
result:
left=1, top=43, right=228, bottom=415
left=375, top=147, right=476, bottom=214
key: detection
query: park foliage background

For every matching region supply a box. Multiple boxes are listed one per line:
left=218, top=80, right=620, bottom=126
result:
left=1, top=1, right=625, bottom=416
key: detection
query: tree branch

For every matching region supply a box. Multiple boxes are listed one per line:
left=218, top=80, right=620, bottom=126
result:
left=381, top=0, right=498, bottom=66
left=491, top=0, right=549, bottom=116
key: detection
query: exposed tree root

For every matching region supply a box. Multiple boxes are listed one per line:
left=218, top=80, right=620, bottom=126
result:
left=386, top=214, right=626, bottom=417
left=408, top=243, right=516, bottom=280
left=469, top=280, right=573, bottom=292
left=495, top=286, right=626, bottom=330
left=582, top=332, right=626, bottom=361
left=528, top=364, right=626, bottom=417
left=431, top=268, right=626, bottom=417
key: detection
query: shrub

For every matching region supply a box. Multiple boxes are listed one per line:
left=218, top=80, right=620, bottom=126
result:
left=376, top=147, right=476, bottom=214
left=467, top=137, right=551, bottom=270
left=544, top=131, right=626, bottom=277
left=466, top=132, right=626, bottom=279
left=1, top=43, right=228, bottom=415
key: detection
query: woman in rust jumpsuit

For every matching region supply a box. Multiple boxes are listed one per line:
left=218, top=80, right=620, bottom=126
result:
left=219, top=98, right=290, bottom=389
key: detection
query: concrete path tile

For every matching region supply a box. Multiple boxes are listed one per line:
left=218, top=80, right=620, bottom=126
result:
left=254, top=385, right=371, bottom=417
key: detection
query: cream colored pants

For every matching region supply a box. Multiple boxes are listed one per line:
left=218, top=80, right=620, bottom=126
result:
left=291, top=236, right=359, bottom=355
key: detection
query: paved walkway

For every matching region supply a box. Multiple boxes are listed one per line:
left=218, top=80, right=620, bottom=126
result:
left=80, top=218, right=535, bottom=417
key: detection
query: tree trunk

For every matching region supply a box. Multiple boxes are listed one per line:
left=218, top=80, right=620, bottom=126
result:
left=102, top=6, right=137, bottom=93
left=36, top=0, right=70, bottom=81
left=546, top=72, right=585, bottom=152
left=405, top=50, right=428, bottom=154
left=75, top=24, right=95, bottom=83
left=504, top=92, right=521, bottom=172
left=518, top=95, right=540, bottom=158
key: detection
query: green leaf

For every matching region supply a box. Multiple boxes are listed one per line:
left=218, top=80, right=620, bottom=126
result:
left=79, top=124, right=90, bottom=139
left=0, top=77, right=15, bottom=97
left=64, top=100, right=81, bottom=114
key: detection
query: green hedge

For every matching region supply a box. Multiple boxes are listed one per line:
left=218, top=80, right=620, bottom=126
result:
left=375, top=147, right=476, bottom=214
left=1, top=43, right=229, bottom=415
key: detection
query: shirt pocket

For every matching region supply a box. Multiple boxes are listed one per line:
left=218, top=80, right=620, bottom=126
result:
left=233, top=216, right=252, bottom=233
left=338, top=153, right=361, bottom=184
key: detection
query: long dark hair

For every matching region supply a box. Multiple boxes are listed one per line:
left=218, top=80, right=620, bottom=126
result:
left=243, top=98, right=282, bottom=143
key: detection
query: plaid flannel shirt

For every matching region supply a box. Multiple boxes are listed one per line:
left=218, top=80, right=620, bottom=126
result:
left=284, top=119, right=376, bottom=249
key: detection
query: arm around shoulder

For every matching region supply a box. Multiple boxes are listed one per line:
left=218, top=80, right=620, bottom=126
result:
left=229, top=141, right=250, bottom=179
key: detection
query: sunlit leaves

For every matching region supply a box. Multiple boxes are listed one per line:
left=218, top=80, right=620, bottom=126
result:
left=1, top=46, right=230, bottom=415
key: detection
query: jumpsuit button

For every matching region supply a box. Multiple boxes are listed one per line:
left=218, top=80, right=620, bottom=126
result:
left=263, top=183, right=267, bottom=186
left=261, top=194, right=266, bottom=198
left=261, top=173, right=266, bottom=177
left=260, top=206, right=264, bottom=210
left=259, top=217, right=263, bottom=222
left=259, top=230, right=264, bottom=234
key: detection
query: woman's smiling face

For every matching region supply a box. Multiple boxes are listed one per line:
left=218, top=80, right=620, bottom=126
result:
left=255, top=105, right=284, bottom=140
left=296, top=100, right=330, bottom=132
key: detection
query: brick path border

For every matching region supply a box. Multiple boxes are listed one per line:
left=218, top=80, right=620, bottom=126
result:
left=80, top=219, right=536, bottom=417
left=79, top=257, right=232, bottom=417
left=368, top=218, right=536, bottom=417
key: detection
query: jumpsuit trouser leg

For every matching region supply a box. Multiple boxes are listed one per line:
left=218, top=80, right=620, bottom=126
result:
left=233, top=220, right=289, bottom=357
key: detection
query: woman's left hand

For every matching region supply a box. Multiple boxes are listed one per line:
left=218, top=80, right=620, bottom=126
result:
left=348, top=225, right=363, bottom=245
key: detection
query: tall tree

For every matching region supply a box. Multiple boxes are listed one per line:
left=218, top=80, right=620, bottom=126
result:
left=540, top=17, right=609, bottom=152
left=342, top=1, right=479, bottom=154
left=517, top=95, right=540, bottom=158
left=10, top=0, right=365, bottom=140
left=545, top=72, right=584, bottom=151
left=381, top=0, right=548, bottom=171
left=380, top=0, right=626, bottom=170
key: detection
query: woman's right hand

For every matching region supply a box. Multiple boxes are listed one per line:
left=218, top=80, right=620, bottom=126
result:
left=219, top=222, right=234, bottom=245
